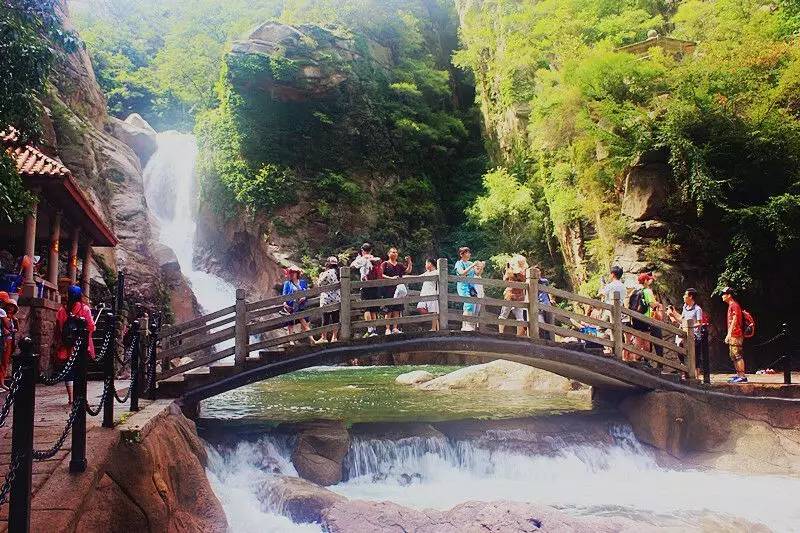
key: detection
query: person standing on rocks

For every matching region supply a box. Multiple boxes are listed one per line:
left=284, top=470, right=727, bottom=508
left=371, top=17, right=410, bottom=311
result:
left=666, top=288, right=703, bottom=378
left=722, top=287, right=747, bottom=383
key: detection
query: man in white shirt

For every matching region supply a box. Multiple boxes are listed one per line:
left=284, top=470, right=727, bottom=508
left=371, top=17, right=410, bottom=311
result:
left=599, top=266, right=625, bottom=306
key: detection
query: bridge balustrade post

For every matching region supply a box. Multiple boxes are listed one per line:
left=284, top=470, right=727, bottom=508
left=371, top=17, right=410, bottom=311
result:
left=69, top=320, right=88, bottom=473
left=781, top=323, right=791, bottom=385
left=527, top=267, right=540, bottom=340
left=234, top=289, right=249, bottom=367
left=686, top=318, right=697, bottom=381
left=9, top=338, right=37, bottom=533
left=339, top=267, right=351, bottom=341
left=612, top=293, right=623, bottom=360
left=437, top=258, right=448, bottom=331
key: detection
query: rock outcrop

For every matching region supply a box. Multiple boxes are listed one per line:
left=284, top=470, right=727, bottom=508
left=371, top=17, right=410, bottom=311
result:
left=416, top=360, right=585, bottom=393
left=108, top=113, right=158, bottom=167
left=77, top=407, right=228, bottom=532
left=395, top=370, right=435, bottom=385
left=322, top=500, right=642, bottom=532
left=290, top=420, right=351, bottom=486
left=257, top=475, right=347, bottom=523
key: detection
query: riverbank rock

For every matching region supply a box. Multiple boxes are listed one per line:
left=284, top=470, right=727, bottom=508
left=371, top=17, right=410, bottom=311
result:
left=109, top=113, right=158, bottom=167
left=256, top=476, right=347, bottom=523
left=417, top=360, right=583, bottom=393
left=395, top=370, right=435, bottom=385
left=322, top=500, right=642, bottom=532
left=291, top=420, right=351, bottom=486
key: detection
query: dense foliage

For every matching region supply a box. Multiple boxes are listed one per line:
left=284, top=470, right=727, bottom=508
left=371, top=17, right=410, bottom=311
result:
left=0, top=0, right=78, bottom=223
left=456, top=0, right=800, bottom=306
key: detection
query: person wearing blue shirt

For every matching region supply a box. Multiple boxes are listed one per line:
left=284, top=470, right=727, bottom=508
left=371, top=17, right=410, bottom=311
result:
left=281, top=266, right=312, bottom=344
left=454, top=247, right=477, bottom=329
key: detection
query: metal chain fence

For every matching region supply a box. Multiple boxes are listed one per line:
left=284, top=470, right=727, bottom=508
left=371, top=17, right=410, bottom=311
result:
left=32, top=400, right=82, bottom=461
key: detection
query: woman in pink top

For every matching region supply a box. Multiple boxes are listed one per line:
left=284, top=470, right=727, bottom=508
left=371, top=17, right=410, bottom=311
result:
left=53, top=285, right=96, bottom=405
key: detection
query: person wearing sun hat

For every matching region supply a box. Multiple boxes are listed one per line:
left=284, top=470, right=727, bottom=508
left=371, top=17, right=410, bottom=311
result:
left=281, top=265, right=312, bottom=344
left=498, top=254, right=530, bottom=336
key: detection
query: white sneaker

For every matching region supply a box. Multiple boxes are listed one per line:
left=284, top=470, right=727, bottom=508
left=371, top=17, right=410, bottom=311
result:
left=369, top=332, right=379, bottom=337
left=393, top=328, right=402, bottom=335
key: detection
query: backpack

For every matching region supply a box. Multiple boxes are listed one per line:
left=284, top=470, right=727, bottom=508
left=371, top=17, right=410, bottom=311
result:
left=366, top=259, right=383, bottom=281
left=742, top=309, right=755, bottom=338
left=628, top=289, right=649, bottom=315
left=61, top=307, right=84, bottom=348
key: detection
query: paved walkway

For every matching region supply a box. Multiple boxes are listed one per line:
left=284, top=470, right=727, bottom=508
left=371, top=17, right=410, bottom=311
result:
left=0, top=379, right=139, bottom=526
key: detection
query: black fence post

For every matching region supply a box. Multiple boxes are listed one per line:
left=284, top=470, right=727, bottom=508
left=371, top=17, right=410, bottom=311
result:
left=129, top=320, right=141, bottom=412
left=782, top=323, right=791, bottom=385
left=8, top=338, right=37, bottom=533
left=700, top=324, right=710, bottom=385
left=147, top=313, right=159, bottom=401
left=69, top=321, right=88, bottom=473
left=102, top=309, right=116, bottom=428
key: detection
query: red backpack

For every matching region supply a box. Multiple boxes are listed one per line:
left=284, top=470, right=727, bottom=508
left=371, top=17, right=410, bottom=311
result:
left=742, top=309, right=755, bottom=338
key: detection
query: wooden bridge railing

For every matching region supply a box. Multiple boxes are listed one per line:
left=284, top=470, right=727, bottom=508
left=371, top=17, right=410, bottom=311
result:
left=154, top=258, right=697, bottom=384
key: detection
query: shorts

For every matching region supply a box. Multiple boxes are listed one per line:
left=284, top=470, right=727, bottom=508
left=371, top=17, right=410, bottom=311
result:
left=360, top=287, right=382, bottom=312
left=416, top=300, right=439, bottom=314
left=323, top=311, right=340, bottom=326
left=728, top=344, right=743, bottom=362
left=382, top=286, right=403, bottom=312
left=499, top=306, right=526, bottom=321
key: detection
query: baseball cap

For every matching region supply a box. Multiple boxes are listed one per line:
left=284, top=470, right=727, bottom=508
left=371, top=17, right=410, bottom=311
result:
left=721, top=286, right=736, bottom=295
left=0, top=291, right=8, bottom=303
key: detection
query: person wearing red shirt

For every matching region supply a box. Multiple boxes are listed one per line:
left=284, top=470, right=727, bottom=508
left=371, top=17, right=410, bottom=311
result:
left=53, top=285, right=96, bottom=404
left=721, top=287, right=747, bottom=383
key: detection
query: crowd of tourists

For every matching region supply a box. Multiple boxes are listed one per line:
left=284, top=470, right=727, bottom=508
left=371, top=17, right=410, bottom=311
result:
left=278, top=243, right=754, bottom=384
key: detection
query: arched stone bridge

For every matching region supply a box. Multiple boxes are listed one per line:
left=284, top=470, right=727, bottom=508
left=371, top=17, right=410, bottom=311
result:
left=153, top=259, right=714, bottom=403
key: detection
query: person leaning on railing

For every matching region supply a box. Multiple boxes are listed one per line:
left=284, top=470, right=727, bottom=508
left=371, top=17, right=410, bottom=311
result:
left=666, top=287, right=703, bottom=378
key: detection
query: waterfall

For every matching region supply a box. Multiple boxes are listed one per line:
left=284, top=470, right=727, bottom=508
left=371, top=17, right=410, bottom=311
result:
left=206, top=428, right=800, bottom=531
left=142, top=132, right=236, bottom=313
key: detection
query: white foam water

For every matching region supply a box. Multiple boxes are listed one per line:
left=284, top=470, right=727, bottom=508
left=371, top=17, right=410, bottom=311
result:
left=206, top=427, right=800, bottom=532
left=142, top=131, right=236, bottom=314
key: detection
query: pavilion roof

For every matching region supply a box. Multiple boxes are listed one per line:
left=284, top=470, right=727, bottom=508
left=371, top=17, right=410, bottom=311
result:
left=2, top=126, right=118, bottom=247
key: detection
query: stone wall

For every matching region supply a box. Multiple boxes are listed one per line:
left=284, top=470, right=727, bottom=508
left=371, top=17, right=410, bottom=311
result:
left=15, top=298, right=59, bottom=374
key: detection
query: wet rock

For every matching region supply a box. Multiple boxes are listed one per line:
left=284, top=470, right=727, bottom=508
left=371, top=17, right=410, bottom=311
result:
left=291, top=420, right=351, bottom=486
left=417, top=360, right=583, bottom=393
left=395, top=370, right=435, bottom=385
left=322, top=500, right=643, bottom=532
left=256, top=475, right=347, bottom=523
left=109, top=114, right=158, bottom=167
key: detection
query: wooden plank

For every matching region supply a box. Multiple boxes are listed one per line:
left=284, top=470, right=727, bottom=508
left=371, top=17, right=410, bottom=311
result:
left=686, top=319, right=697, bottom=380
left=450, top=294, right=514, bottom=308
left=166, top=314, right=236, bottom=344
left=352, top=314, right=438, bottom=330
left=351, top=294, right=438, bottom=310
left=538, top=321, right=615, bottom=348
left=621, top=307, right=684, bottom=336
left=447, top=275, right=527, bottom=289
left=612, top=293, right=623, bottom=360
left=159, top=305, right=235, bottom=337
left=528, top=268, right=539, bottom=340
left=339, top=267, right=352, bottom=341
left=235, top=288, right=248, bottom=366
left=438, top=258, right=448, bottom=331
left=248, top=303, right=341, bottom=337
left=621, top=325, right=686, bottom=355
left=157, top=346, right=235, bottom=381
left=350, top=275, right=431, bottom=289
left=543, top=304, right=613, bottom=330
left=621, top=342, right=687, bottom=373
left=247, top=324, right=339, bottom=353
left=540, top=285, right=613, bottom=311
left=246, top=285, right=330, bottom=312
left=446, top=312, right=520, bottom=329
left=159, top=325, right=236, bottom=360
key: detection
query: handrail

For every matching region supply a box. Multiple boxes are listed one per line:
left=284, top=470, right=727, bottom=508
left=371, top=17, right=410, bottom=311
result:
left=159, top=325, right=236, bottom=361
left=621, top=306, right=685, bottom=337
left=351, top=275, right=431, bottom=289
left=540, top=285, right=613, bottom=312
left=448, top=275, right=527, bottom=289
left=621, top=325, right=687, bottom=355
left=159, top=305, right=236, bottom=338
left=350, top=294, right=438, bottom=310
left=246, top=285, right=334, bottom=312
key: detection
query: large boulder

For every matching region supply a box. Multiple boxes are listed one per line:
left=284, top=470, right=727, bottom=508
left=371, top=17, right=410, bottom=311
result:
left=322, top=500, right=642, bottom=532
left=109, top=114, right=158, bottom=167
left=291, top=421, right=351, bottom=486
left=256, top=476, right=347, bottom=523
left=416, top=360, right=582, bottom=393
left=395, top=370, right=435, bottom=385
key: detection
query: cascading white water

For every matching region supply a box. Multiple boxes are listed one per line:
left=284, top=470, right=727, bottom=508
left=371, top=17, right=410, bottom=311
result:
left=206, top=428, right=800, bottom=531
left=142, top=132, right=236, bottom=313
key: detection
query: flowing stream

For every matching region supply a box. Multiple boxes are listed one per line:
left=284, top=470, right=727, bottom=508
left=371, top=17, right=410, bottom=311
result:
left=206, top=422, right=800, bottom=532
left=142, top=131, right=236, bottom=313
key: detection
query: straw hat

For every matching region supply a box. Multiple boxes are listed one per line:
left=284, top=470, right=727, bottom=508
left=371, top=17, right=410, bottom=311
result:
left=507, top=254, right=529, bottom=274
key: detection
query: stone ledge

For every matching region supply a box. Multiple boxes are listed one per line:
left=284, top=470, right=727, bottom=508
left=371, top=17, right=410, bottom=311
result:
left=117, top=399, right=176, bottom=444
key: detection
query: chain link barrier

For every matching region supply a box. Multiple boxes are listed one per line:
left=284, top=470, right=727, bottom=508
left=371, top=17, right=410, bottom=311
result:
left=92, top=327, right=115, bottom=365
left=32, top=400, right=82, bottom=461
left=40, top=336, right=82, bottom=386
left=0, top=367, right=24, bottom=429
left=141, top=336, right=157, bottom=395
left=86, top=379, right=112, bottom=417
left=114, top=334, right=138, bottom=404
left=0, top=454, right=22, bottom=506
